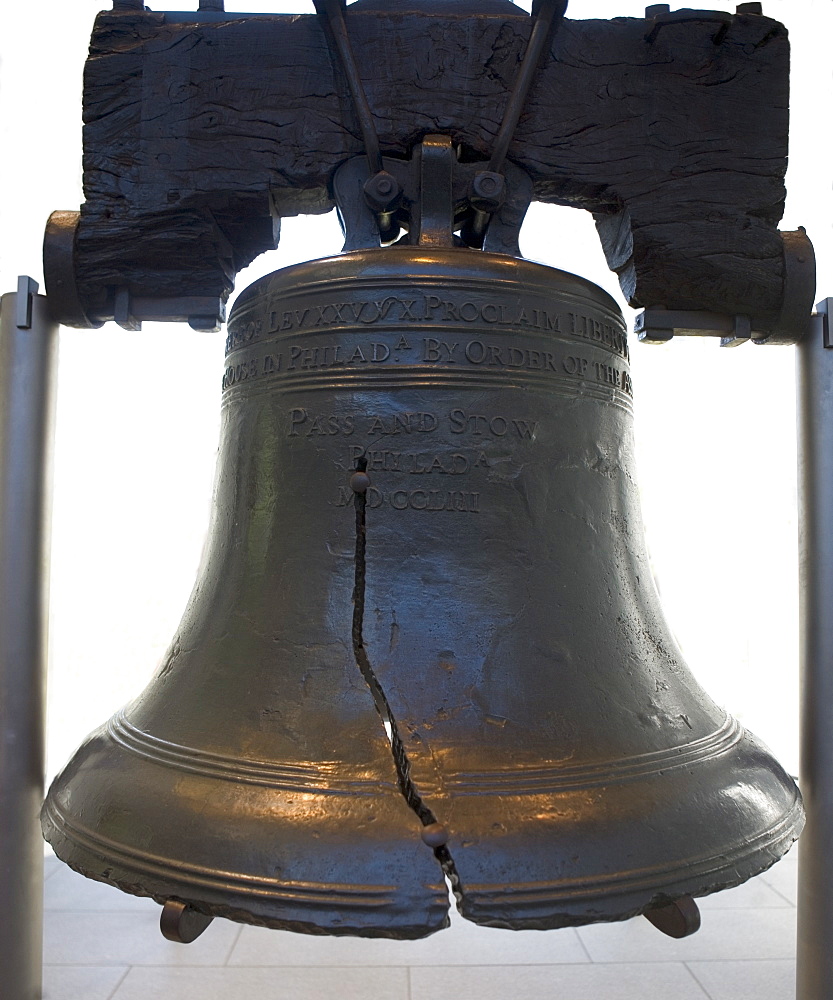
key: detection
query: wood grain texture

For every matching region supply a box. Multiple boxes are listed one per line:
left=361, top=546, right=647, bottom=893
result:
left=74, top=7, right=791, bottom=326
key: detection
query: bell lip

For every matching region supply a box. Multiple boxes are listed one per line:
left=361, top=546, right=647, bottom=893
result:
left=42, top=754, right=803, bottom=936
left=42, top=793, right=802, bottom=935
left=453, top=794, right=804, bottom=931
left=228, top=245, right=624, bottom=326
left=41, top=795, right=452, bottom=940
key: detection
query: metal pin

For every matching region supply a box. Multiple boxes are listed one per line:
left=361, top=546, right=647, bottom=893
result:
left=420, top=823, right=449, bottom=848
left=160, top=900, right=214, bottom=943
left=644, top=896, right=701, bottom=938
left=350, top=471, right=371, bottom=493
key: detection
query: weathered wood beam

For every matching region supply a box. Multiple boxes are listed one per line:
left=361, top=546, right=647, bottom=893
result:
left=61, top=6, right=793, bottom=329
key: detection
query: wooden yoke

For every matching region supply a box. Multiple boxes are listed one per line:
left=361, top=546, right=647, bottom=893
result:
left=44, top=4, right=807, bottom=335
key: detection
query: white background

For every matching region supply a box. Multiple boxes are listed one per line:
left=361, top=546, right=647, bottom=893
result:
left=0, top=0, right=830, bottom=781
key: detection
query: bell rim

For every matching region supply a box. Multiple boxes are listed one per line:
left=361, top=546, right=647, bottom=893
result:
left=42, top=719, right=803, bottom=935
left=42, top=789, right=802, bottom=934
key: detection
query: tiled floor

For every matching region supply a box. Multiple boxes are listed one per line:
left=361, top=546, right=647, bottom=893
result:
left=43, top=850, right=798, bottom=1000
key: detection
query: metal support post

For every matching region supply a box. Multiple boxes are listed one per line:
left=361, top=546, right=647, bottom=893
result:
left=797, top=298, right=833, bottom=1000
left=0, top=279, right=59, bottom=1000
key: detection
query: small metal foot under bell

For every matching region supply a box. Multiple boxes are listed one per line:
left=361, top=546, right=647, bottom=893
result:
left=644, top=896, right=701, bottom=938
left=160, top=900, right=214, bottom=944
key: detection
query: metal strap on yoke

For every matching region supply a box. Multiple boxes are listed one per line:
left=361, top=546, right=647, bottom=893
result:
left=314, top=0, right=569, bottom=240
left=489, top=0, right=569, bottom=176
left=312, top=0, right=382, bottom=178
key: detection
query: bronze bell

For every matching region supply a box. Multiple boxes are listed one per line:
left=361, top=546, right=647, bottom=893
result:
left=43, top=140, right=802, bottom=941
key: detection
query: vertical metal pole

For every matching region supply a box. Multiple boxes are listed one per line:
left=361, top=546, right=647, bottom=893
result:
left=0, top=279, right=59, bottom=1000
left=797, top=298, right=833, bottom=1000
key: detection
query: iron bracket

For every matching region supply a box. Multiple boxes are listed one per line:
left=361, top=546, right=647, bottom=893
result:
left=635, top=227, right=816, bottom=347
left=645, top=7, right=733, bottom=45
left=333, top=140, right=533, bottom=256
left=815, top=297, right=833, bottom=350
left=14, top=277, right=39, bottom=331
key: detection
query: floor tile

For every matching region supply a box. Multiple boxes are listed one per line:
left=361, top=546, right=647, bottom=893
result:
left=42, top=965, right=128, bottom=1000
left=687, top=959, right=795, bottom=1000
left=45, top=911, right=241, bottom=966
left=45, top=864, right=158, bottom=912
left=111, top=966, right=409, bottom=1000
left=44, top=857, right=62, bottom=883
left=696, top=874, right=793, bottom=910
left=411, top=962, right=710, bottom=1000
left=760, top=851, right=799, bottom=906
left=577, top=908, right=796, bottom=963
left=228, top=912, right=589, bottom=967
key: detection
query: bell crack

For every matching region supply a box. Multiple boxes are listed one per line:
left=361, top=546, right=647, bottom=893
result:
left=350, top=460, right=462, bottom=899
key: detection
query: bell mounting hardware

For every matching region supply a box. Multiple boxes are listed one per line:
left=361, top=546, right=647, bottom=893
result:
left=43, top=0, right=812, bottom=339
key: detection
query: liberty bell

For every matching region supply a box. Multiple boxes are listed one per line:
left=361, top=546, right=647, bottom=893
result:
left=42, top=129, right=803, bottom=943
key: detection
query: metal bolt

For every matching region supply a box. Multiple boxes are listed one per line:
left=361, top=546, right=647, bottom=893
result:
left=420, top=823, right=449, bottom=848
left=364, top=171, right=401, bottom=213
left=350, top=471, right=371, bottom=493
left=469, top=171, right=506, bottom=214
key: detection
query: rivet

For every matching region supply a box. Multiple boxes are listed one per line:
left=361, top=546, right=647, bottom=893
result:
left=350, top=471, right=371, bottom=493
left=420, top=822, right=449, bottom=848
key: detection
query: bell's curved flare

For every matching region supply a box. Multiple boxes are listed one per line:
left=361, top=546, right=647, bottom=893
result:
left=43, top=247, right=802, bottom=938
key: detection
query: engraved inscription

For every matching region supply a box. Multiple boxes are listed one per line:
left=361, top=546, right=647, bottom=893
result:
left=448, top=410, right=538, bottom=439
left=288, top=409, right=356, bottom=437
left=286, top=406, right=541, bottom=515
left=426, top=338, right=560, bottom=371
left=287, top=408, right=540, bottom=440
left=349, top=446, right=492, bottom=475
left=226, top=295, right=629, bottom=362
left=593, top=361, right=634, bottom=395
left=332, top=487, right=481, bottom=513
left=367, top=412, right=438, bottom=435
left=222, top=336, right=632, bottom=396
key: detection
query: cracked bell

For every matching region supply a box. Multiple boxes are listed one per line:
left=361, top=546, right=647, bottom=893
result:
left=43, top=244, right=802, bottom=938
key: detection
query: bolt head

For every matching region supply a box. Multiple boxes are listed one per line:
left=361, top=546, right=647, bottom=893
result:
left=469, top=170, right=506, bottom=213
left=364, top=171, right=401, bottom=213
left=350, top=471, right=371, bottom=493
left=420, top=823, right=449, bottom=848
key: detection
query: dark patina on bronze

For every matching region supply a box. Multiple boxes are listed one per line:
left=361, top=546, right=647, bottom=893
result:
left=42, top=0, right=804, bottom=943
left=43, top=230, right=802, bottom=936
